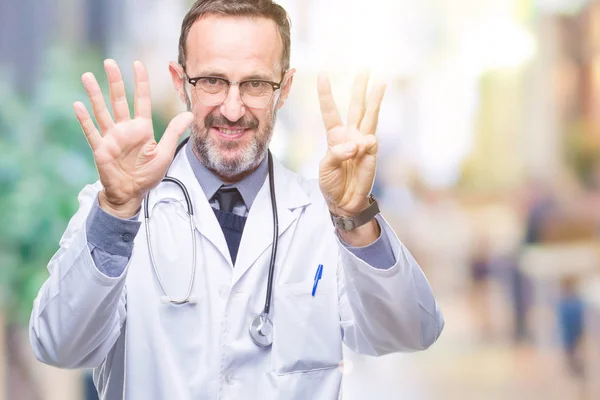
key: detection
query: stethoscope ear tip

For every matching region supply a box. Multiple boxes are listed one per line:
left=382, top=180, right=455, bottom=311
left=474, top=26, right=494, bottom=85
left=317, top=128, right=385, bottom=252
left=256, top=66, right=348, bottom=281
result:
left=187, top=295, right=198, bottom=304
left=160, top=296, right=170, bottom=304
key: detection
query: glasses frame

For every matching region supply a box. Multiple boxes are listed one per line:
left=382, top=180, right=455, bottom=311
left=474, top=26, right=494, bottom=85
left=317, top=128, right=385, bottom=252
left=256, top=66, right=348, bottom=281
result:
left=184, top=71, right=285, bottom=109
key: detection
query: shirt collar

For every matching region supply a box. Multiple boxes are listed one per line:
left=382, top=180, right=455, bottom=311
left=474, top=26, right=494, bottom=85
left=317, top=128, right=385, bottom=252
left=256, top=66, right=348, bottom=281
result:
left=185, top=142, right=268, bottom=210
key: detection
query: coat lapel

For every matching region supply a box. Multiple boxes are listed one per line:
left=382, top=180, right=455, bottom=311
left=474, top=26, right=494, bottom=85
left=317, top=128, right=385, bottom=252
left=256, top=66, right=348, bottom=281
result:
left=163, top=149, right=232, bottom=264
left=232, top=157, right=311, bottom=283
left=148, top=150, right=313, bottom=276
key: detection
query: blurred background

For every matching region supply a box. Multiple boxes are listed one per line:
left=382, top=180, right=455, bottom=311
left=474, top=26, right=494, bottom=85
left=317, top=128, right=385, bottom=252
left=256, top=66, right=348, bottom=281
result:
left=3, top=0, right=600, bottom=399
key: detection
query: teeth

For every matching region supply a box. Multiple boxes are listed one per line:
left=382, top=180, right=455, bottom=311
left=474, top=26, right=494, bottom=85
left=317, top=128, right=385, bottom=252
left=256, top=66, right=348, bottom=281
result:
left=218, top=128, right=245, bottom=135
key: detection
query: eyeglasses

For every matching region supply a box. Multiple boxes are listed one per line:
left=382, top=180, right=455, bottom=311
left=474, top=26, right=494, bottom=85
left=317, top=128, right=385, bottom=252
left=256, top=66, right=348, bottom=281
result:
left=185, top=73, right=284, bottom=109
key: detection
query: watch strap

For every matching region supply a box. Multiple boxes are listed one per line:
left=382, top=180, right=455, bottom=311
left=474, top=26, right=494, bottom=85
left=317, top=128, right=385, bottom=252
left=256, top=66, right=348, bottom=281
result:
left=330, top=195, right=380, bottom=231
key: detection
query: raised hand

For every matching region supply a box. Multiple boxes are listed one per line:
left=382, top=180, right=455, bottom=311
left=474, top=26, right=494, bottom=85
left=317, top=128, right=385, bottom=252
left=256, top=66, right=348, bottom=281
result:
left=74, top=59, right=194, bottom=218
left=317, top=71, right=386, bottom=219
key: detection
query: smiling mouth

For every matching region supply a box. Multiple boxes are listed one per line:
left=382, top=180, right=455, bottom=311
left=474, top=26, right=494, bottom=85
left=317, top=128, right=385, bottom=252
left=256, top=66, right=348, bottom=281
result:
left=215, top=127, right=247, bottom=135
left=211, top=126, right=251, bottom=140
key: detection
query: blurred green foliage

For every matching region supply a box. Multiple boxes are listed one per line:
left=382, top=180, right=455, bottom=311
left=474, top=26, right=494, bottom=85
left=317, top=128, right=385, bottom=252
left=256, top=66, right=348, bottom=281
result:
left=0, top=46, right=169, bottom=325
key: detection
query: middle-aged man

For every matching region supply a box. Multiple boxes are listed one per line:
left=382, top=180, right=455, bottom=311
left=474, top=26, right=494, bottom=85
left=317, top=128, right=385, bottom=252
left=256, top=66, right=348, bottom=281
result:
left=30, top=1, right=444, bottom=399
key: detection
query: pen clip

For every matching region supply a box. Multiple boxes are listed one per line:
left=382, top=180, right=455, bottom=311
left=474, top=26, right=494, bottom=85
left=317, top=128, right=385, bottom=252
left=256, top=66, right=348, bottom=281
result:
left=314, top=264, right=323, bottom=280
left=312, top=264, right=323, bottom=297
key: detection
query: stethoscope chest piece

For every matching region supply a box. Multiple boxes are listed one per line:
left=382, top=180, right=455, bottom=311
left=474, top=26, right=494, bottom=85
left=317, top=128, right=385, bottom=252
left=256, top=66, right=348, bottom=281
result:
left=249, top=313, right=274, bottom=347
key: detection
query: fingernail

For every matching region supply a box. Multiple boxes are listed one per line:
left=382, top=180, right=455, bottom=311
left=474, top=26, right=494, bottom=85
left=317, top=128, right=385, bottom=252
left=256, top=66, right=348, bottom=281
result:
left=73, top=102, right=83, bottom=116
left=81, top=72, right=93, bottom=84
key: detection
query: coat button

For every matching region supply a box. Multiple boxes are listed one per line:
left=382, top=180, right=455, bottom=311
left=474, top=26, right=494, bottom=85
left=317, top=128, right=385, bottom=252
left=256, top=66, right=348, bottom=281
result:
left=122, top=233, right=132, bottom=242
left=225, top=372, right=235, bottom=384
left=219, top=285, right=229, bottom=299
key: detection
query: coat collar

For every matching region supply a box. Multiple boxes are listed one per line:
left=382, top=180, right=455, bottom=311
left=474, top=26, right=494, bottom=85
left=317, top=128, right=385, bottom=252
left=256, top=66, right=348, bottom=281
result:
left=149, top=147, right=312, bottom=282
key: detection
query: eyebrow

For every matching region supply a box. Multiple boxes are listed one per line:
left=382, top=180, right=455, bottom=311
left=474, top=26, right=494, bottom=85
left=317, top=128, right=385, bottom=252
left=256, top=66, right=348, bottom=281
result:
left=190, top=70, right=275, bottom=81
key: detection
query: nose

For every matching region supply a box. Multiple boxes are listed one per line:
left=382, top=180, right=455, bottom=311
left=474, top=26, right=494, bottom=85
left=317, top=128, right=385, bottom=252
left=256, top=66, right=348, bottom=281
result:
left=219, top=84, right=246, bottom=122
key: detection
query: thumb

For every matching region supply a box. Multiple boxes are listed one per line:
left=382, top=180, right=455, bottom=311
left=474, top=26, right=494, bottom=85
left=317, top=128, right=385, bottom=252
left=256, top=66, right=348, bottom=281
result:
left=321, top=141, right=357, bottom=170
left=157, top=111, right=194, bottom=155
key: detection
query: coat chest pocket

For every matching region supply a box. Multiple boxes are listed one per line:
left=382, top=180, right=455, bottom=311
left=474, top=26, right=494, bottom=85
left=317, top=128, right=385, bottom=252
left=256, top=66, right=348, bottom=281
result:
left=271, top=280, right=343, bottom=375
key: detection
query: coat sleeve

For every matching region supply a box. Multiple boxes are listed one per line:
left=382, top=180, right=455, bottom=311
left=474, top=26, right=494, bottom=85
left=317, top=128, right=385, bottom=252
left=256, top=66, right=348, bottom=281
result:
left=338, top=214, right=444, bottom=356
left=29, top=182, right=129, bottom=369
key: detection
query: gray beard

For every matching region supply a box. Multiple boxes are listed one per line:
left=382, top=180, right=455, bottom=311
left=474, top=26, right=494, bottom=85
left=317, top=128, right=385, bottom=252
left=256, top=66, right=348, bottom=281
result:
left=185, top=90, right=279, bottom=178
left=190, top=122, right=270, bottom=178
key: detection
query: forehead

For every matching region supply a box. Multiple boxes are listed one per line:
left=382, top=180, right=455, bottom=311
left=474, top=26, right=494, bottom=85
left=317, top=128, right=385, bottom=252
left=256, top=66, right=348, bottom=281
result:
left=185, top=15, right=283, bottom=77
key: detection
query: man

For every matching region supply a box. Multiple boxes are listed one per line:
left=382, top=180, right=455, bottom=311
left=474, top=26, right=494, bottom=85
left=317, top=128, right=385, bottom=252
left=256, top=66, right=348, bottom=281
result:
left=29, top=1, right=444, bottom=399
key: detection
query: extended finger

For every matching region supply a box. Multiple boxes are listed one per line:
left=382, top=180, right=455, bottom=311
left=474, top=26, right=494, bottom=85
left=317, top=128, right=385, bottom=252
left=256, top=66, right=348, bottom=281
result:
left=73, top=101, right=102, bottom=151
left=359, top=82, right=386, bottom=135
left=81, top=72, right=115, bottom=133
left=347, top=70, right=369, bottom=129
left=317, top=73, right=343, bottom=131
left=133, top=60, right=152, bottom=119
left=105, top=59, right=131, bottom=123
left=156, top=112, right=194, bottom=157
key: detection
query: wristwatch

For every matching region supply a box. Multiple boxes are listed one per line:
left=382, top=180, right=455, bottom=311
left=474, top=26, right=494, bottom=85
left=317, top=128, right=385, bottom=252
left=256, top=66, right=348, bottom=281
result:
left=330, top=194, right=380, bottom=231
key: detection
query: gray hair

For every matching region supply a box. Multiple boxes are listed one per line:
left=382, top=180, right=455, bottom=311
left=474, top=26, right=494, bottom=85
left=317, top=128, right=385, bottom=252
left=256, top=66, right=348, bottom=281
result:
left=178, top=0, right=291, bottom=74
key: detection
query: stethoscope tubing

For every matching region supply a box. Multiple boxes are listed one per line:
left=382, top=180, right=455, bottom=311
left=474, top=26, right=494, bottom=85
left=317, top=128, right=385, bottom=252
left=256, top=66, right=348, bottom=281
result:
left=263, top=151, right=278, bottom=315
left=144, top=137, right=279, bottom=344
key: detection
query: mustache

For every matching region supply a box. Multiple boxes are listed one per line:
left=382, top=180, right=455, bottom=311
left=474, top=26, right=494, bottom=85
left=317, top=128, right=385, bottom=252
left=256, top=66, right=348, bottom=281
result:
left=205, top=113, right=259, bottom=130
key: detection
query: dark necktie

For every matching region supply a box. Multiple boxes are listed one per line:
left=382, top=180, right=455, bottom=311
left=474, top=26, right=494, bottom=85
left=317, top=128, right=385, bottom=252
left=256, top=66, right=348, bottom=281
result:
left=216, top=187, right=242, bottom=213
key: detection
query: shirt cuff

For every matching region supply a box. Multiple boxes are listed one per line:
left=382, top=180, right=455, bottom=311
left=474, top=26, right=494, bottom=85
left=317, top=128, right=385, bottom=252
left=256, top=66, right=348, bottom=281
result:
left=338, top=214, right=396, bottom=270
left=86, top=196, right=141, bottom=258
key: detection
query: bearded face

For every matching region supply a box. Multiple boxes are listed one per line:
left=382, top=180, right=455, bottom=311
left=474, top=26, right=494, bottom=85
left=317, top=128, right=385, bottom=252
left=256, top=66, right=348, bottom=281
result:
left=186, top=93, right=278, bottom=179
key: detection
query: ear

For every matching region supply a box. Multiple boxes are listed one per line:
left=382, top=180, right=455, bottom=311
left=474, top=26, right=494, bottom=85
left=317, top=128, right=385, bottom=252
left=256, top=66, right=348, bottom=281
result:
left=169, top=61, right=188, bottom=105
left=276, top=68, right=295, bottom=110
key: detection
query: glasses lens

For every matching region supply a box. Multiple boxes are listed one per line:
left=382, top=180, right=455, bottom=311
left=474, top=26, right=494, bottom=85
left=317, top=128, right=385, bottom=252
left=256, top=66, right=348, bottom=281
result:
left=194, top=77, right=228, bottom=106
left=191, top=78, right=277, bottom=108
left=240, top=81, right=275, bottom=109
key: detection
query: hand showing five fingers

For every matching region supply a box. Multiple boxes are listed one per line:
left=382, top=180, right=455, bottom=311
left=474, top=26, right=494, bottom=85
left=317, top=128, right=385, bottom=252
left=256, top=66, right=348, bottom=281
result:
left=317, top=71, right=386, bottom=217
left=74, top=59, right=193, bottom=218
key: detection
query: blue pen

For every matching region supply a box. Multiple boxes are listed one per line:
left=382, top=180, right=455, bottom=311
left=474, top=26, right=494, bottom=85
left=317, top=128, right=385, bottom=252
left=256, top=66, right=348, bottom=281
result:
left=312, top=264, right=323, bottom=297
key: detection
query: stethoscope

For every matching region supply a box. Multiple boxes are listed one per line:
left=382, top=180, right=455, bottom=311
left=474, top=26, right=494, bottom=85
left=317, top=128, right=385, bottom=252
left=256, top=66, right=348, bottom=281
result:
left=143, top=136, right=278, bottom=347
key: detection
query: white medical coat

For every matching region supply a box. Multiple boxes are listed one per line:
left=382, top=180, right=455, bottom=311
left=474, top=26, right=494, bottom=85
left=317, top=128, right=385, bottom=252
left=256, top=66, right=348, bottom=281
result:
left=29, top=150, right=444, bottom=399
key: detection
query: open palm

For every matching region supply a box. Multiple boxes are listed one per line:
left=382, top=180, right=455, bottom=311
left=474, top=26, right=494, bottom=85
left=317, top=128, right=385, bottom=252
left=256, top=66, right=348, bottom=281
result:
left=317, top=71, right=386, bottom=217
left=74, top=60, right=193, bottom=217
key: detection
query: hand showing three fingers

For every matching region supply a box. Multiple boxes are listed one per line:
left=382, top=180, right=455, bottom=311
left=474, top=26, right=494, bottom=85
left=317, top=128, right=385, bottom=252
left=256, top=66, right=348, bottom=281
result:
left=317, top=71, right=386, bottom=218
left=74, top=59, right=194, bottom=218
